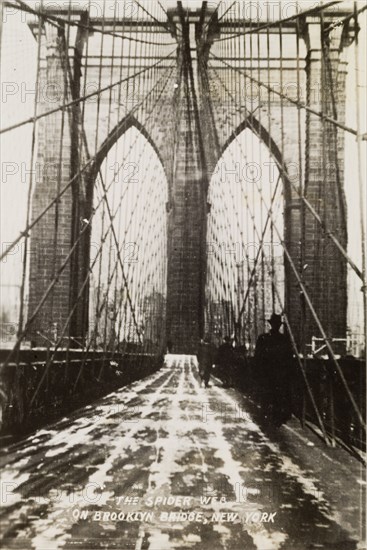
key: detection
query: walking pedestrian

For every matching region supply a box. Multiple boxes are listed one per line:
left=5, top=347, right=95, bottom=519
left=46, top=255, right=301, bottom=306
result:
left=216, top=336, right=235, bottom=387
left=254, top=313, right=294, bottom=427
left=197, top=334, right=216, bottom=388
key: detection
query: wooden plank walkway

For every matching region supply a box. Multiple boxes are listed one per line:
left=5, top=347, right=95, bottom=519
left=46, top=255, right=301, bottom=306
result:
left=0, top=355, right=364, bottom=550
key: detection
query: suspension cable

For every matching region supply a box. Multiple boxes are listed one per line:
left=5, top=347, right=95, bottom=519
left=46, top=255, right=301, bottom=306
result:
left=209, top=52, right=365, bottom=139
left=0, top=59, right=176, bottom=264
left=10, top=0, right=177, bottom=46
left=205, top=61, right=365, bottom=430
left=212, top=1, right=341, bottom=42
left=0, top=49, right=176, bottom=136
left=208, top=64, right=364, bottom=281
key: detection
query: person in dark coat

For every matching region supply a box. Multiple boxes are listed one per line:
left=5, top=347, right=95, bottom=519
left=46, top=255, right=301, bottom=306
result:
left=254, top=313, right=294, bottom=427
left=166, top=339, right=173, bottom=353
left=216, top=336, right=235, bottom=387
left=197, top=334, right=217, bottom=388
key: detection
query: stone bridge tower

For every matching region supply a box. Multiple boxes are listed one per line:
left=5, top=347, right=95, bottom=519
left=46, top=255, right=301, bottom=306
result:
left=26, top=2, right=355, bottom=353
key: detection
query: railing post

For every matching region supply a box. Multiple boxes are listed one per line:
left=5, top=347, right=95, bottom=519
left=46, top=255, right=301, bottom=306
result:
left=328, top=366, right=336, bottom=447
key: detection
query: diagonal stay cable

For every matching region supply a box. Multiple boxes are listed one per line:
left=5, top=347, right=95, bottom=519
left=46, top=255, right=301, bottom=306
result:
left=0, top=48, right=176, bottom=136
left=202, top=0, right=226, bottom=31
left=252, top=167, right=366, bottom=430
left=74, top=150, right=164, bottom=380
left=207, top=142, right=329, bottom=442
left=262, top=251, right=331, bottom=444
left=323, top=3, right=367, bottom=34
left=10, top=0, right=177, bottom=46
left=209, top=63, right=364, bottom=281
left=205, top=63, right=365, bottom=430
left=0, top=56, right=176, bottom=263
left=26, top=63, right=176, bottom=393
left=228, top=140, right=360, bottom=437
left=3, top=153, right=129, bottom=372
left=28, top=203, right=134, bottom=408
left=212, top=0, right=341, bottom=41
left=28, top=131, right=172, bottom=406
left=25, top=124, right=171, bottom=405
left=241, top=188, right=331, bottom=443
left=209, top=52, right=365, bottom=140
left=133, top=0, right=173, bottom=34
left=90, top=142, right=165, bottom=349
left=238, top=176, right=282, bottom=319
left=74, top=60, right=176, bottom=335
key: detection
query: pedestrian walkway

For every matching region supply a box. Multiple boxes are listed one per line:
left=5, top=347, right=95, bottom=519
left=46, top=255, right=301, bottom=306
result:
left=0, top=355, right=364, bottom=550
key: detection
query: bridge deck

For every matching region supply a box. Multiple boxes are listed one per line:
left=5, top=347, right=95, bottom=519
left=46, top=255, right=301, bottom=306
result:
left=0, top=355, right=364, bottom=550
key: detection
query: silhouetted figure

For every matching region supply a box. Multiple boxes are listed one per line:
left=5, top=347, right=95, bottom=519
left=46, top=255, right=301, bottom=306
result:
left=216, top=336, right=235, bottom=387
left=254, top=313, right=294, bottom=427
left=197, top=334, right=216, bottom=388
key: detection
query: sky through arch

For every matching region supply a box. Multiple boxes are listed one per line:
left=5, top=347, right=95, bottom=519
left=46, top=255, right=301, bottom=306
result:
left=205, top=127, right=284, bottom=349
left=89, top=126, right=168, bottom=348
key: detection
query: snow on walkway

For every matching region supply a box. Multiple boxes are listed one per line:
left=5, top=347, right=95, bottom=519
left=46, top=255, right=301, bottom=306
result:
left=0, top=355, right=362, bottom=550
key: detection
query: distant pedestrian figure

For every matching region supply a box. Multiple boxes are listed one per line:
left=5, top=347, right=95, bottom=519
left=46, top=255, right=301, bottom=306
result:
left=216, top=336, right=235, bottom=387
left=254, top=313, right=294, bottom=427
left=197, top=334, right=216, bottom=388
